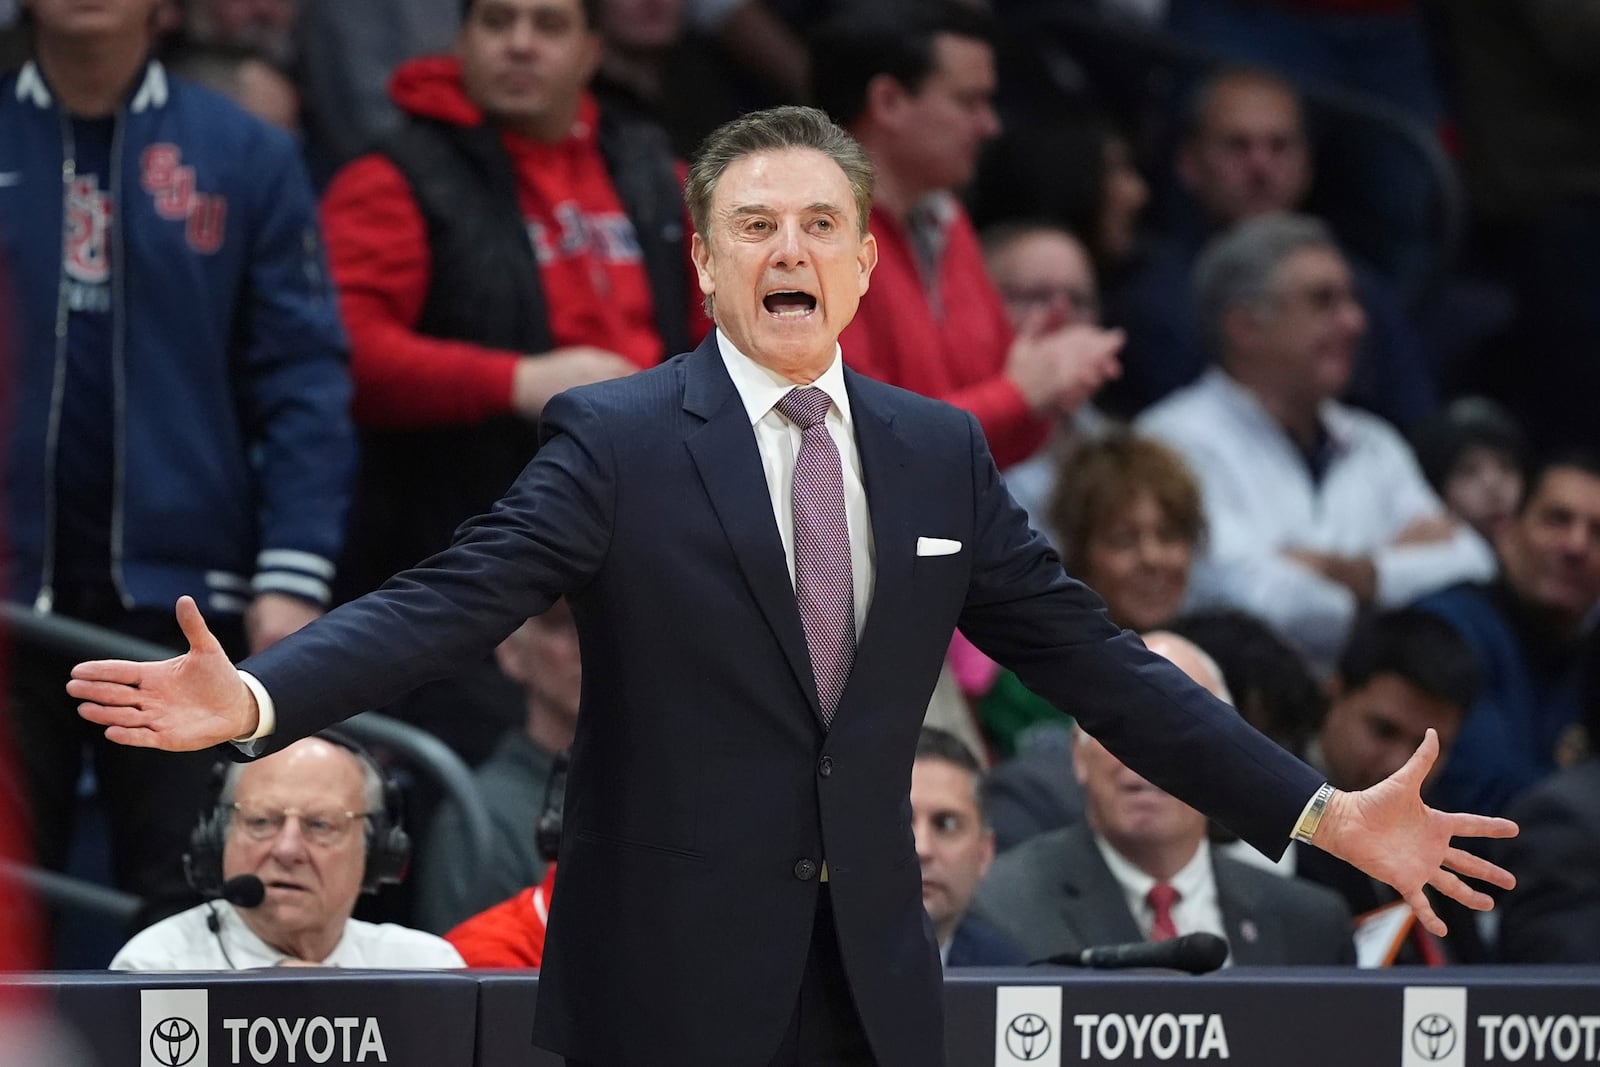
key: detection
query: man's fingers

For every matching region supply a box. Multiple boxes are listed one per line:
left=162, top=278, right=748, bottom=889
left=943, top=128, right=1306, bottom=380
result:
left=1405, top=888, right=1447, bottom=937
left=65, top=679, right=144, bottom=708
left=1443, top=811, right=1520, bottom=841
left=76, top=701, right=154, bottom=729
left=70, top=659, right=147, bottom=684
left=175, top=595, right=223, bottom=656
left=1394, top=728, right=1440, bottom=789
left=101, top=725, right=164, bottom=749
left=1444, top=846, right=1516, bottom=891
left=1430, top=868, right=1495, bottom=913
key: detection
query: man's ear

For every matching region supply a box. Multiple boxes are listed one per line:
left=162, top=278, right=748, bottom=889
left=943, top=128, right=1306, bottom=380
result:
left=691, top=232, right=715, bottom=298
left=856, top=231, right=878, bottom=295
left=864, top=72, right=911, bottom=128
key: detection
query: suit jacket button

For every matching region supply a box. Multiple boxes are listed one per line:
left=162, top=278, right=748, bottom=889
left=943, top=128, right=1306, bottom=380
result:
left=793, top=858, right=818, bottom=881
left=818, top=756, right=833, bottom=778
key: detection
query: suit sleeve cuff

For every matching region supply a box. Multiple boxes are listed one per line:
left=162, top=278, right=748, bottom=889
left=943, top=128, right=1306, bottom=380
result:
left=231, top=671, right=278, bottom=753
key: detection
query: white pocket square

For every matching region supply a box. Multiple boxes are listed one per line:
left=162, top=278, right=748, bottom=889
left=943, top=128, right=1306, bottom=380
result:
left=916, top=536, right=963, bottom=557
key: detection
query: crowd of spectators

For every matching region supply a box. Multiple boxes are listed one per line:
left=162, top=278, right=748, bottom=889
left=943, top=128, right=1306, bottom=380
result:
left=3, top=0, right=1599, bottom=979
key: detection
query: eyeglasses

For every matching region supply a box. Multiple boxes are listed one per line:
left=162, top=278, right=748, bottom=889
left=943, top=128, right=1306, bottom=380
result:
left=228, top=804, right=371, bottom=847
left=999, top=284, right=1100, bottom=318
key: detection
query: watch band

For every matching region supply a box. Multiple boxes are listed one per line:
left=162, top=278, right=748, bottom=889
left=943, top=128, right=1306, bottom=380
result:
left=1292, top=782, right=1336, bottom=844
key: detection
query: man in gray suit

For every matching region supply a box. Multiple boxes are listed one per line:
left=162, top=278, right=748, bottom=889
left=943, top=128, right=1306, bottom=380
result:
left=975, top=632, right=1355, bottom=966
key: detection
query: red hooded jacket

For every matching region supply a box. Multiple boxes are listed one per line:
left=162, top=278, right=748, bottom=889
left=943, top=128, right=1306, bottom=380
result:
left=321, top=57, right=696, bottom=428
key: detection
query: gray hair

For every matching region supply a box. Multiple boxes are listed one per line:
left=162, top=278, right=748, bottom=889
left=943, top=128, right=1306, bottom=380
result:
left=221, top=739, right=385, bottom=816
left=1192, top=212, right=1338, bottom=359
left=685, top=105, right=875, bottom=241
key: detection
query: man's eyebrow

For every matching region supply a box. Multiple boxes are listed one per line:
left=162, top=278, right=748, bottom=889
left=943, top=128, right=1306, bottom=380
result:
left=726, top=202, right=845, bottom=216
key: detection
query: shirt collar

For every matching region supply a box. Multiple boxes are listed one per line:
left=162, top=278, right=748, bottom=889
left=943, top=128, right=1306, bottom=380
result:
left=1093, top=830, right=1214, bottom=912
left=714, top=328, right=853, bottom=429
left=1207, top=367, right=1354, bottom=454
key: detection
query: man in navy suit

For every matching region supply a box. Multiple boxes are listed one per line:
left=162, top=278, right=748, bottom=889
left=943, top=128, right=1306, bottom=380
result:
left=910, top=728, right=1027, bottom=967
left=71, top=106, right=1517, bottom=1067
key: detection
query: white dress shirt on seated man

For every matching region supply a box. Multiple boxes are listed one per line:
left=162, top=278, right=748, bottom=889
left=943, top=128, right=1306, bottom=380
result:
left=109, top=900, right=465, bottom=970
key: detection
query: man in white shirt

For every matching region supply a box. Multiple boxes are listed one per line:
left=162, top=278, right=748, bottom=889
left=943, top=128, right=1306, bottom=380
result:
left=110, top=736, right=462, bottom=969
left=974, top=632, right=1355, bottom=966
left=1137, top=213, right=1494, bottom=668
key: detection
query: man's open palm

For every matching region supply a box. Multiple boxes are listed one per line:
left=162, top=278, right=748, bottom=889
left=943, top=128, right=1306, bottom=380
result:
left=68, top=596, right=258, bottom=750
left=1315, top=730, right=1518, bottom=936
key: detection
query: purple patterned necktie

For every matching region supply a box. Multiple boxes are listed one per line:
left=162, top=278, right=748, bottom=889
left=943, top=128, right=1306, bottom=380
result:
left=775, top=386, right=855, bottom=726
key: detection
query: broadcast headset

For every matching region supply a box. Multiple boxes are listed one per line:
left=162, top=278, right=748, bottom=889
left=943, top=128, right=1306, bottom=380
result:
left=184, top=729, right=411, bottom=899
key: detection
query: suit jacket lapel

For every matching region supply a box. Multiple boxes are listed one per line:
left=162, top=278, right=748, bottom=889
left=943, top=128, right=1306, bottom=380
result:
left=1215, top=859, right=1280, bottom=965
left=1059, top=826, right=1145, bottom=948
left=681, top=340, right=819, bottom=717
left=834, top=370, right=914, bottom=720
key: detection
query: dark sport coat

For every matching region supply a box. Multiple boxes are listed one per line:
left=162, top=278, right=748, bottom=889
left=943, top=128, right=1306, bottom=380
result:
left=241, top=332, right=1321, bottom=1066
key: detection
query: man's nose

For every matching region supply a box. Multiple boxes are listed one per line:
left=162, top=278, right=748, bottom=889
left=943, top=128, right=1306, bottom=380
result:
left=269, top=817, right=311, bottom=859
left=506, top=15, right=539, bottom=52
left=770, top=221, right=807, bottom=266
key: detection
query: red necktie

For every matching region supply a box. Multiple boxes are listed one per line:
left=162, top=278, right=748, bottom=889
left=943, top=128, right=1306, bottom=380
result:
left=1147, top=882, right=1181, bottom=942
left=775, top=387, right=855, bottom=727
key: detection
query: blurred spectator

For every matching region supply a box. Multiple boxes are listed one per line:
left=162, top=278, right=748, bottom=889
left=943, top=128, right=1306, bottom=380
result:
left=1497, top=629, right=1600, bottom=963
left=981, top=222, right=1115, bottom=532
left=911, top=728, right=1027, bottom=967
left=1417, top=454, right=1600, bottom=818
left=110, top=736, right=463, bottom=968
left=446, top=863, right=558, bottom=967
left=812, top=2, right=1122, bottom=469
left=972, top=428, right=1202, bottom=777
left=182, top=0, right=294, bottom=64
left=1170, top=609, right=1323, bottom=761
left=417, top=601, right=580, bottom=933
left=294, top=0, right=457, bottom=179
left=1410, top=397, right=1528, bottom=546
left=591, top=0, right=742, bottom=157
left=1110, top=67, right=1433, bottom=426
left=0, top=0, right=352, bottom=919
left=976, top=427, right=1203, bottom=834
left=1295, top=609, right=1484, bottom=963
left=162, top=41, right=298, bottom=132
left=1048, top=431, right=1202, bottom=634
left=975, top=632, right=1354, bottom=965
left=968, top=104, right=1150, bottom=281
left=444, top=747, right=567, bottom=966
left=1164, top=0, right=1443, bottom=291
left=323, top=0, right=691, bottom=603
left=1138, top=214, right=1492, bottom=668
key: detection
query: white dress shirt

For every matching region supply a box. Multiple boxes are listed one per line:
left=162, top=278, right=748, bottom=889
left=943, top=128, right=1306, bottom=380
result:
left=109, top=901, right=465, bottom=970
left=1137, top=368, right=1494, bottom=668
left=239, top=329, right=878, bottom=742
left=1092, top=833, right=1230, bottom=964
left=715, top=330, right=876, bottom=635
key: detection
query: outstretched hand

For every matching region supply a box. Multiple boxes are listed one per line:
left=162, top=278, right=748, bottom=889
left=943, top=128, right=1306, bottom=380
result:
left=1312, top=729, right=1518, bottom=937
left=68, top=595, right=259, bottom=750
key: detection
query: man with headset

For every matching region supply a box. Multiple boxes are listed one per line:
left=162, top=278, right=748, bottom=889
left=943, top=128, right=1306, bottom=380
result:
left=109, top=734, right=462, bottom=969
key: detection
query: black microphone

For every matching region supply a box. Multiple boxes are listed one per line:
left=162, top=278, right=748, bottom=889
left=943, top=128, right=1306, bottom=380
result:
left=1033, top=932, right=1230, bottom=975
left=220, top=874, right=265, bottom=909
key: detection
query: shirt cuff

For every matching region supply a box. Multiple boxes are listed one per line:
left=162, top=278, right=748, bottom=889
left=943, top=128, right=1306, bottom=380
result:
left=231, top=671, right=278, bottom=750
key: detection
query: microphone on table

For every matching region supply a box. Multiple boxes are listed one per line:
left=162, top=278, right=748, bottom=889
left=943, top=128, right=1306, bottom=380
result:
left=1032, top=932, right=1229, bottom=976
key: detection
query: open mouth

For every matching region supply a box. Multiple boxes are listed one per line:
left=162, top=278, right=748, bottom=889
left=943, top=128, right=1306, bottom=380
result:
left=762, top=290, right=818, bottom=318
